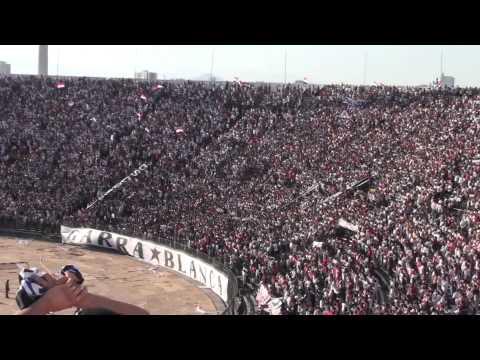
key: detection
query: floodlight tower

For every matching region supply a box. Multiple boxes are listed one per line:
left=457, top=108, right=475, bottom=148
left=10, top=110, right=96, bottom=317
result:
left=440, top=50, right=444, bottom=78
left=38, top=45, right=48, bottom=76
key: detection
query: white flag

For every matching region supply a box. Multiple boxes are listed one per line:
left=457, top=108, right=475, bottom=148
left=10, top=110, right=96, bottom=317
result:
left=268, top=298, right=283, bottom=315
left=338, top=218, right=359, bottom=232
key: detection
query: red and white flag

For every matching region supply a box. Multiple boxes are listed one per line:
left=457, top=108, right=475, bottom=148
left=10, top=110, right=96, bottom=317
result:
left=175, top=128, right=184, bottom=134
left=140, top=94, right=147, bottom=101
left=256, top=284, right=271, bottom=306
left=153, top=84, right=164, bottom=90
left=56, top=82, right=65, bottom=89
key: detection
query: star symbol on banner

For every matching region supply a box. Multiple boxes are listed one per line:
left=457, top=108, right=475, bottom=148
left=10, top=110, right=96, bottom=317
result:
left=151, top=247, right=161, bottom=263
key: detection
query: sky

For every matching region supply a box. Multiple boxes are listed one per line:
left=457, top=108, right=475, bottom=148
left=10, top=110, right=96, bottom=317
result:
left=0, top=45, right=479, bottom=87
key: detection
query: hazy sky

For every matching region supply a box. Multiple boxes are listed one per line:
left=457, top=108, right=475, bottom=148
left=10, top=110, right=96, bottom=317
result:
left=1, top=45, right=479, bottom=87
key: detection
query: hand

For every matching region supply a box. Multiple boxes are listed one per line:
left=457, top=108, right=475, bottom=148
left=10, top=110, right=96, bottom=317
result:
left=72, top=286, right=90, bottom=308
left=35, top=273, right=67, bottom=289
left=38, top=279, right=88, bottom=313
left=64, top=271, right=82, bottom=285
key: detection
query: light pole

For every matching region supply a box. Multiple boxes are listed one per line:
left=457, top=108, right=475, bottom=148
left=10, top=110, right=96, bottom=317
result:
left=38, top=45, right=48, bottom=76
left=363, top=51, right=368, bottom=86
left=56, top=46, right=60, bottom=78
left=210, top=49, right=215, bottom=82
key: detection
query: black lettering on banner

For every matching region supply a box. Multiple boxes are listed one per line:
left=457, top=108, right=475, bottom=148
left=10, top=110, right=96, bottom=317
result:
left=217, top=275, right=222, bottom=295
left=198, top=265, right=207, bottom=284
left=116, top=237, right=129, bottom=254
left=97, top=232, right=113, bottom=247
left=164, top=250, right=174, bottom=268
left=132, top=241, right=144, bottom=259
left=80, top=229, right=94, bottom=244
left=209, top=270, right=216, bottom=289
left=189, top=261, right=197, bottom=279
left=177, top=254, right=186, bottom=273
left=67, top=230, right=79, bottom=242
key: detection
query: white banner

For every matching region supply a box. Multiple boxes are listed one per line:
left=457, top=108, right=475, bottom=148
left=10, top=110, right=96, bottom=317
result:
left=86, top=162, right=151, bottom=210
left=61, top=226, right=229, bottom=302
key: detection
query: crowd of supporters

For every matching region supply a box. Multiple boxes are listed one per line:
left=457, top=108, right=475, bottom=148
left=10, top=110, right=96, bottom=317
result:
left=1, top=75, right=479, bottom=314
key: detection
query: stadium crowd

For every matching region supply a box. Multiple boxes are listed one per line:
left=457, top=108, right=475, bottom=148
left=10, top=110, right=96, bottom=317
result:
left=1, top=75, right=480, bottom=314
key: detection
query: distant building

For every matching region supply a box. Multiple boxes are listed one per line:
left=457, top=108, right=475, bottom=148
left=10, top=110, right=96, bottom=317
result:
left=441, top=73, right=455, bottom=88
left=0, top=61, right=11, bottom=75
left=38, top=45, right=48, bottom=76
left=135, top=70, right=157, bottom=81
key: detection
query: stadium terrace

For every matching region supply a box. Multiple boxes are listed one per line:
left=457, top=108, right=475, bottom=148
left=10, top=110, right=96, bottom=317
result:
left=1, top=75, right=479, bottom=314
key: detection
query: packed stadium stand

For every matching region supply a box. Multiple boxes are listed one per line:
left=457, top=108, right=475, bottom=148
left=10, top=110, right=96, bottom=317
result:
left=1, top=75, right=480, bottom=314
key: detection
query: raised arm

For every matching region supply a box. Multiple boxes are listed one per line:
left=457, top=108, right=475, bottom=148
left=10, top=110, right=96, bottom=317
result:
left=78, top=293, right=150, bottom=315
left=16, top=279, right=86, bottom=315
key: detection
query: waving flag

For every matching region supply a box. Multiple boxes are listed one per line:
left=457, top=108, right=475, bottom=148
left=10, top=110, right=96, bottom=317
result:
left=267, top=298, right=283, bottom=315
left=16, top=267, right=48, bottom=310
left=153, top=84, right=164, bottom=90
left=256, top=284, right=271, bottom=306
left=175, top=128, right=184, bottom=134
left=56, top=82, right=65, bottom=89
left=140, top=94, right=147, bottom=101
left=338, top=218, right=359, bottom=233
left=233, top=76, right=250, bottom=87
